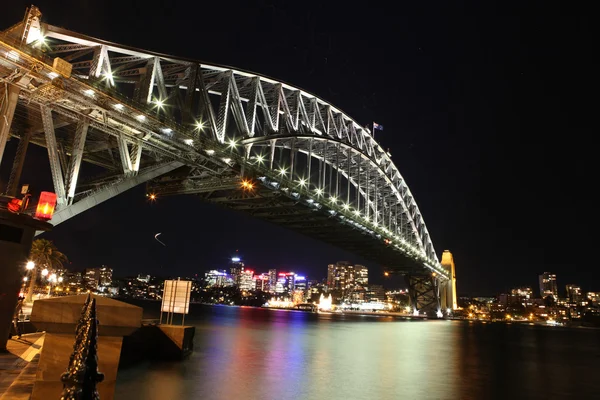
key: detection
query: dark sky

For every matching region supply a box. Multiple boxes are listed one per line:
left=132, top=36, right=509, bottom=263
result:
left=1, top=2, right=593, bottom=296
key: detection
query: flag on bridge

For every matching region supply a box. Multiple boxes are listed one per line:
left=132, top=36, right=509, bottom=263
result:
left=373, top=122, right=384, bottom=131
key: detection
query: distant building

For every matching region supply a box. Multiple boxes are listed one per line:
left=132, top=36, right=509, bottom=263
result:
left=254, top=273, right=269, bottom=291
left=230, top=256, right=244, bottom=286
left=539, top=272, right=557, bottom=299
left=366, top=284, right=385, bottom=302
left=99, top=266, right=112, bottom=287
left=280, top=272, right=296, bottom=294
left=511, top=287, right=533, bottom=299
left=84, top=267, right=111, bottom=290
left=327, top=261, right=368, bottom=294
left=565, top=284, right=582, bottom=304
left=205, top=270, right=228, bottom=287
left=294, top=275, right=307, bottom=292
left=355, top=265, right=368, bottom=286
left=239, top=269, right=254, bottom=291
left=587, top=292, right=600, bottom=306
left=268, top=269, right=277, bottom=291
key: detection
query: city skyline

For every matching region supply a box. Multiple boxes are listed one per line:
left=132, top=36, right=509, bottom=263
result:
left=0, top=3, right=591, bottom=295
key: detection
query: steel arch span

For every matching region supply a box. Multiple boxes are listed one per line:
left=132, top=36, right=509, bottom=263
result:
left=0, top=6, right=453, bottom=310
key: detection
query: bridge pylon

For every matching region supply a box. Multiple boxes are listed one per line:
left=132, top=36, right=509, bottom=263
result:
left=405, top=274, right=442, bottom=317
left=440, top=250, right=457, bottom=311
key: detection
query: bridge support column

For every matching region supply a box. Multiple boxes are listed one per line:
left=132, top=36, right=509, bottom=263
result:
left=0, top=84, right=20, bottom=169
left=6, top=129, right=33, bottom=196
left=405, top=274, right=442, bottom=317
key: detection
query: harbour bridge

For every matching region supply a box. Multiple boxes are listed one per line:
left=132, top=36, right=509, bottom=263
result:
left=0, top=6, right=456, bottom=316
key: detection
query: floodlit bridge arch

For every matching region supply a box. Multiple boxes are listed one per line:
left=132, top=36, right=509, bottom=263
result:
left=0, top=6, right=454, bottom=314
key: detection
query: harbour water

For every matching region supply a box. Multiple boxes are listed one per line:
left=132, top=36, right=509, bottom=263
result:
left=115, top=303, right=600, bottom=399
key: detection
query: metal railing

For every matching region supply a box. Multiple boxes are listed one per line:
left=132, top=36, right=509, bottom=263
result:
left=60, top=295, right=104, bottom=400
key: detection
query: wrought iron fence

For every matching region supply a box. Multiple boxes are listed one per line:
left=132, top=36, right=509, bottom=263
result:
left=60, top=295, right=104, bottom=400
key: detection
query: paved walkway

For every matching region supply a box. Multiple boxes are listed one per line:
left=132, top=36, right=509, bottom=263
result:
left=0, top=333, right=44, bottom=400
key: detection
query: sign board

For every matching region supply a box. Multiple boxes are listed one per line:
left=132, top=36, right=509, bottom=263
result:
left=161, top=280, right=191, bottom=315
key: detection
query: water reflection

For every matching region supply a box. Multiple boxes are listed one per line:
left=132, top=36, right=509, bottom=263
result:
left=116, top=305, right=600, bottom=400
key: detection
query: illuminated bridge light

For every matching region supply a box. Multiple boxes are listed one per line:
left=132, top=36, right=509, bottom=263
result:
left=136, top=114, right=145, bottom=121
left=228, top=139, right=237, bottom=148
left=342, top=203, right=350, bottom=210
left=184, top=139, right=194, bottom=146
left=255, top=154, right=264, bottom=163
left=298, top=178, right=307, bottom=187
left=205, top=149, right=215, bottom=155
left=278, top=168, right=287, bottom=176
left=195, top=120, right=205, bottom=131
left=315, top=188, right=323, bottom=196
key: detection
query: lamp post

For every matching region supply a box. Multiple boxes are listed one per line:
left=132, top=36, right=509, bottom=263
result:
left=47, top=272, right=56, bottom=297
left=24, top=261, right=36, bottom=303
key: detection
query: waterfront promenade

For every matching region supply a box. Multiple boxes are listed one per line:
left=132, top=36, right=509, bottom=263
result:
left=0, top=333, right=44, bottom=400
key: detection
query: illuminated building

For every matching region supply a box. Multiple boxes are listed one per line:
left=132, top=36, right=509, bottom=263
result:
left=539, top=272, right=558, bottom=299
left=205, top=270, right=228, bottom=287
left=294, top=275, right=307, bottom=291
left=355, top=265, right=368, bottom=286
left=366, top=284, right=385, bottom=302
left=268, top=269, right=277, bottom=291
left=230, top=256, right=244, bottom=286
left=99, top=266, right=113, bottom=287
left=279, top=272, right=296, bottom=294
left=254, top=273, right=270, bottom=291
left=511, top=287, right=533, bottom=299
left=239, top=269, right=254, bottom=291
left=275, top=279, right=285, bottom=294
left=327, top=261, right=367, bottom=293
left=565, top=284, right=582, bottom=304
left=84, top=268, right=100, bottom=290
left=587, top=292, right=600, bottom=306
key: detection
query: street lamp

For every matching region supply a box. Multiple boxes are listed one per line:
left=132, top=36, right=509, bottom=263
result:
left=41, top=268, right=48, bottom=277
left=48, top=273, right=57, bottom=296
left=26, top=261, right=34, bottom=271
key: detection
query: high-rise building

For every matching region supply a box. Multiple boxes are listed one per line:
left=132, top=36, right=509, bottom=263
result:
left=98, top=266, right=112, bottom=287
left=539, top=272, right=557, bottom=299
left=205, top=270, right=228, bottom=287
left=281, top=273, right=296, bottom=294
left=355, top=265, right=368, bottom=286
left=294, top=275, right=307, bottom=292
left=268, top=269, right=277, bottom=291
left=230, top=255, right=244, bottom=286
left=565, top=284, right=582, bottom=304
left=84, top=268, right=99, bottom=290
left=328, top=261, right=352, bottom=291
left=239, top=269, right=254, bottom=291
left=254, top=273, right=270, bottom=291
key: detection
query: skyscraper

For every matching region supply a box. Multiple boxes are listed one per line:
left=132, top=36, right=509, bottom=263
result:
left=355, top=265, right=368, bottom=286
left=565, top=284, right=582, bottom=304
left=268, top=269, right=277, bottom=291
left=539, top=272, right=557, bottom=299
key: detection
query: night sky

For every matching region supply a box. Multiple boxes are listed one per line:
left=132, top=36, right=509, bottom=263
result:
left=1, top=2, right=593, bottom=296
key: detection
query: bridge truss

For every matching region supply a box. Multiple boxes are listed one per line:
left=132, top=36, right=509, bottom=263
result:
left=0, top=6, right=453, bottom=314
